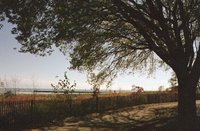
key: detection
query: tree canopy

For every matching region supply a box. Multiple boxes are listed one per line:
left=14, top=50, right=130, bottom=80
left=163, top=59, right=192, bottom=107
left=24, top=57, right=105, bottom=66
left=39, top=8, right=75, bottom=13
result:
left=2, top=0, right=200, bottom=87
left=1, top=0, right=200, bottom=129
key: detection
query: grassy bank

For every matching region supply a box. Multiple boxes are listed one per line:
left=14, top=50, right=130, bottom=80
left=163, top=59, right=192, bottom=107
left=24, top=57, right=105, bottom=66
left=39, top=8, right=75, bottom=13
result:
left=0, top=92, right=199, bottom=130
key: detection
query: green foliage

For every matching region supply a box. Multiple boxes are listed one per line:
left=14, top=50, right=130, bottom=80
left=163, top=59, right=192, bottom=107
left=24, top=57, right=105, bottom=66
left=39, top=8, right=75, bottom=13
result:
left=0, top=0, right=165, bottom=87
left=1, top=0, right=200, bottom=89
left=51, top=72, right=76, bottom=95
left=1, top=3, right=200, bottom=126
left=51, top=72, right=76, bottom=109
left=168, top=73, right=178, bottom=87
left=3, top=91, right=14, bottom=98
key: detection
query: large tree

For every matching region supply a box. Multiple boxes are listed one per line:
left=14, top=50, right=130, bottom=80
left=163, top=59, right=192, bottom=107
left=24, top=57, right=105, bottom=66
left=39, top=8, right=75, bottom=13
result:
left=1, top=0, right=200, bottom=130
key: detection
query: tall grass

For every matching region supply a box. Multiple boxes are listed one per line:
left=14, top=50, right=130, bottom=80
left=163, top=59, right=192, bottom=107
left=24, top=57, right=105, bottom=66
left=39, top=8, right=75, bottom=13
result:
left=0, top=92, right=196, bottom=129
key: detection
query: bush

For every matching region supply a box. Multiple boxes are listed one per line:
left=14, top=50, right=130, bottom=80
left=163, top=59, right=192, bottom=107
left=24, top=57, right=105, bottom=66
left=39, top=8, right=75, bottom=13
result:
left=3, top=91, right=14, bottom=98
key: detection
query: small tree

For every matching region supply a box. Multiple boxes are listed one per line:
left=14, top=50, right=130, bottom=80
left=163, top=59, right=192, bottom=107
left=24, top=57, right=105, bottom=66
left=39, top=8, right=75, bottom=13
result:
left=0, top=79, right=5, bottom=88
left=158, top=86, right=164, bottom=92
left=87, top=73, right=100, bottom=112
left=0, top=75, right=9, bottom=95
left=51, top=72, right=76, bottom=109
left=131, top=85, right=144, bottom=93
left=169, top=73, right=178, bottom=88
left=11, top=76, right=20, bottom=95
left=3, top=75, right=9, bottom=88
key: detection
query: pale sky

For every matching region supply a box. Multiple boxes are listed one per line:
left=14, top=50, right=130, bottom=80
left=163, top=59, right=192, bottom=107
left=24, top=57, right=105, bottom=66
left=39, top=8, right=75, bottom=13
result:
left=0, top=21, right=172, bottom=91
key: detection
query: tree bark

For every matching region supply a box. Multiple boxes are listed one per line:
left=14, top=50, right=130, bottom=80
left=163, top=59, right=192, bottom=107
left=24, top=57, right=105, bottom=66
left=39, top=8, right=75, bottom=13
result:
left=177, top=75, right=198, bottom=130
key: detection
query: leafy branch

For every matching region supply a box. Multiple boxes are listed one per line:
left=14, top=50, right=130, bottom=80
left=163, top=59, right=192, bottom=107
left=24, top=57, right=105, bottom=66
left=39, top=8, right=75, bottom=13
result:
left=51, top=72, right=76, bottom=97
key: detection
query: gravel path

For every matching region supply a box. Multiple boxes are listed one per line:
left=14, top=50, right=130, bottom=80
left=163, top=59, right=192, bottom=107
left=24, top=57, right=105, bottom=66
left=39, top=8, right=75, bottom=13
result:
left=26, top=101, right=200, bottom=131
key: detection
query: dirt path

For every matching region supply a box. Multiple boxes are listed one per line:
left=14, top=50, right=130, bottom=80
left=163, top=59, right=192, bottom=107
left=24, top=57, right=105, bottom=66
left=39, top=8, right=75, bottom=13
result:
left=27, top=101, right=200, bottom=131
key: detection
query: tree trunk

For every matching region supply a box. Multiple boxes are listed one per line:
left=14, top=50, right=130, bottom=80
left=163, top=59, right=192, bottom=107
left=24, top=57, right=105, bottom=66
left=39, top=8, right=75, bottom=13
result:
left=177, top=75, right=198, bottom=130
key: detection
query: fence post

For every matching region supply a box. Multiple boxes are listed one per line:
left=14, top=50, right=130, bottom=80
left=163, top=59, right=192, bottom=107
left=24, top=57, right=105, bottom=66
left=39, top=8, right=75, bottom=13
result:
left=96, top=95, right=99, bottom=112
left=30, top=100, right=34, bottom=126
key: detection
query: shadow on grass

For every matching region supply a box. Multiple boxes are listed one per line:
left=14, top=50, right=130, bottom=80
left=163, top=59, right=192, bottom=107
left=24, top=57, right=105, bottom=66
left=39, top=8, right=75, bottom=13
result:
left=0, top=113, right=67, bottom=131
left=77, top=107, right=179, bottom=131
left=3, top=103, right=200, bottom=131
left=77, top=106, right=200, bottom=131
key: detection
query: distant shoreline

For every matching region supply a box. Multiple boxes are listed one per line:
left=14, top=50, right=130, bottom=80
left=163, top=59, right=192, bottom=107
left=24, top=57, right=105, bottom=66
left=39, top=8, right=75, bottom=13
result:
left=0, top=87, right=132, bottom=95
